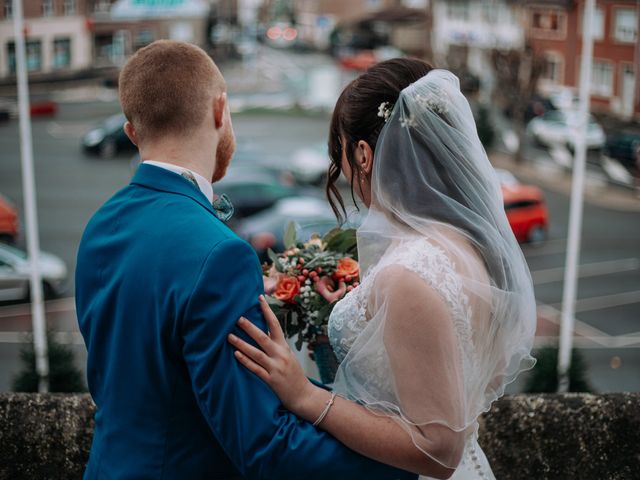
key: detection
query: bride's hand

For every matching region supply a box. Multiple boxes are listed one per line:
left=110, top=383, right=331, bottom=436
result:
left=228, top=296, right=323, bottom=416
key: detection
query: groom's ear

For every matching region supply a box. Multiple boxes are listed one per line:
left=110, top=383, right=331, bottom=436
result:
left=213, top=93, right=227, bottom=130
left=123, top=121, right=138, bottom=146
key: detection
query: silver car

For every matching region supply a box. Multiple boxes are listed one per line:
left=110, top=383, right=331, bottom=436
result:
left=0, top=243, right=67, bottom=301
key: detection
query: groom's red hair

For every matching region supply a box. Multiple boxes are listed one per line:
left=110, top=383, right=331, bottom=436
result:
left=119, top=40, right=225, bottom=143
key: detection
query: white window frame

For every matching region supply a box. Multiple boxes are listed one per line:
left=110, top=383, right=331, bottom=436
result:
left=4, top=1, right=12, bottom=19
left=590, top=59, right=614, bottom=98
left=542, top=51, right=565, bottom=84
left=64, top=0, right=76, bottom=16
left=612, top=7, right=637, bottom=44
left=447, top=0, right=471, bottom=21
left=42, top=0, right=55, bottom=17
left=530, top=8, right=568, bottom=40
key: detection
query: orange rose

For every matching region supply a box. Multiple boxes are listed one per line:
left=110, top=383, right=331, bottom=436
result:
left=274, top=276, right=301, bottom=303
left=335, top=257, right=359, bottom=281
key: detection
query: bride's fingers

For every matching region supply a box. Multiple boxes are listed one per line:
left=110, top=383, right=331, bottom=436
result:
left=228, top=332, right=272, bottom=369
left=237, top=317, right=276, bottom=355
left=259, top=295, right=285, bottom=344
left=233, top=350, right=270, bottom=383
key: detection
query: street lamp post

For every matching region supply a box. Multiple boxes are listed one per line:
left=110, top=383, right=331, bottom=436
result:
left=557, top=0, right=595, bottom=393
left=12, top=0, right=49, bottom=393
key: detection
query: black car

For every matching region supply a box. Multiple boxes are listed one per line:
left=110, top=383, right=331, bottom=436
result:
left=603, top=132, right=640, bottom=170
left=82, top=113, right=137, bottom=158
left=215, top=167, right=316, bottom=225
left=235, top=196, right=339, bottom=262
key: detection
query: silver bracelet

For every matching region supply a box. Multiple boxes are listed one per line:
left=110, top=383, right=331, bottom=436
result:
left=313, top=392, right=337, bottom=427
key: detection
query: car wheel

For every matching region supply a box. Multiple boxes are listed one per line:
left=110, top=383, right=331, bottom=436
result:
left=528, top=225, right=547, bottom=245
left=100, top=139, right=116, bottom=159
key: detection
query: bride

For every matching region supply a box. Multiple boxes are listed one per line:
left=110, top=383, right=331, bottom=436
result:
left=227, top=60, right=536, bottom=479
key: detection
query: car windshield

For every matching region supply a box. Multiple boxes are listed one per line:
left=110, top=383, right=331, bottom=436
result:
left=0, top=244, right=27, bottom=260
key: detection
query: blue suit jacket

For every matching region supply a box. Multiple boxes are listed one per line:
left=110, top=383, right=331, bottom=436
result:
left=76, top=163, right=416, bottom=480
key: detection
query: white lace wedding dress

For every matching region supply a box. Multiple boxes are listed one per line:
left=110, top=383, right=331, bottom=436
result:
left=328, top=237, right=496, bottom=480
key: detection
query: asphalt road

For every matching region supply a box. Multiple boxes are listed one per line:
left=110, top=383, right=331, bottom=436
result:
left=0, top=97, right=638, bottom=393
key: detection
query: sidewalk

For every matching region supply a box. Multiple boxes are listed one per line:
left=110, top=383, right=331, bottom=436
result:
left=489, top=151, right=640, bottom=213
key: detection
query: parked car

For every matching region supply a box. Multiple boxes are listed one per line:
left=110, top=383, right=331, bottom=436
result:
left=501, top=180, right=549, bottom=244
left=603, top=131, right=640, bottom=170
left=82, top=113, right=136, bottom=158
left=0, top=194, right=19, bottom=244
left=527, top=110, right=606, bottom=150
left=236, top=196, right=338, bottom=262
left=30, top=100, right=57, bottom=117
left=214, top=167, right=311, bottom=223
left=0, top=243, right=67, bottom=301
left=289, top=143, right=330, bottom=186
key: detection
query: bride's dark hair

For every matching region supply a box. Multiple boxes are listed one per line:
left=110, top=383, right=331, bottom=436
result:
left=327, top=58, right=433, bottom=223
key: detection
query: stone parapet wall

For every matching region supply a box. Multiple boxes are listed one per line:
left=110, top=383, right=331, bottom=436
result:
left=0, top=393, right=638, bottom=479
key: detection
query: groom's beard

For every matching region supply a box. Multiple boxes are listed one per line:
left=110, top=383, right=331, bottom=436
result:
left=212, top=128, right=235, bottom=183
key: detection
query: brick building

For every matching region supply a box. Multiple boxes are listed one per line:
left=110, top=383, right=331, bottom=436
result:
left=526, top=0, right=639, bottom=119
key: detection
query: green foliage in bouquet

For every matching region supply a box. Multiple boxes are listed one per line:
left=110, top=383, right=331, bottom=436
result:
left=265, top=224, right=359, bottom=350
left=12, top=331, right=87, bottom=393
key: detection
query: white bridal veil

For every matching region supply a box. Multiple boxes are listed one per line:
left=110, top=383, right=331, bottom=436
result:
left=331, top=70, right=537, bottom=472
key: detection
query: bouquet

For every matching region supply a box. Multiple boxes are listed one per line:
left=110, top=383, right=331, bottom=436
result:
left=264, top=224, right=360, bottom=351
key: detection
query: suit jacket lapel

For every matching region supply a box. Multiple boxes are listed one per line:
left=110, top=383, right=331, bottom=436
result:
left=131, top=163, right=215, bottom=215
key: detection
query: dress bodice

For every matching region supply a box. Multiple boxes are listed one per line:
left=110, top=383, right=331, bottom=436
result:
left=329, top=237, right=474, bottom=368
left=327, top=237, right=494, bottom=480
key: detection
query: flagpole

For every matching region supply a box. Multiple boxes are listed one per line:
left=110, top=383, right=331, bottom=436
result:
left=557, top=0, right=595, bottom=392
left=13, top=0, right=49, bottom=393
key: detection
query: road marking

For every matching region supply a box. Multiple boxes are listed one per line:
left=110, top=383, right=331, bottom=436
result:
left=531, top=258, right=640, bottom=285
left=551, top=290, right=640, bottom=313
left=0, top=297, right=75, bottom=319
left=534, top=336, right=640, bottom=348
left=521, top=238, right=567, bottom=258
left=536, top=302, right=640, bottom=348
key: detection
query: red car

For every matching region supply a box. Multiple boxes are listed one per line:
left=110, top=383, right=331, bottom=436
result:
left=502, top=184, right=548, bottom=243
left=0, top=194, right=19, bottom=244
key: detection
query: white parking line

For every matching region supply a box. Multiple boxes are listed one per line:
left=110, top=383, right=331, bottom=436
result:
left=536, top=302, right=640, bottom=348
left=531, top=258, right=640, bottom=285
left=521, top=239, right=567, bottom=258
left=568, top=290, right=640, bottom=313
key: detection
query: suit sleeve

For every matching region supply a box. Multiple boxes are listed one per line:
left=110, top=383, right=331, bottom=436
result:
left=182, top=237, right=417, bottom=480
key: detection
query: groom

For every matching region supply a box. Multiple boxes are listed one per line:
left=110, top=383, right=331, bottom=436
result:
left=75, top=40, right=414, bottom=479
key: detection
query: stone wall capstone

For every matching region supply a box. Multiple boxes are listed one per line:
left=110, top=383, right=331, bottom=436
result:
left=0, top=393, right=639, bottom=479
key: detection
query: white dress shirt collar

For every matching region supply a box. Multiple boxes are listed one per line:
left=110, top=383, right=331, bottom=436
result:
left=144, top=160, right=214, bottom=204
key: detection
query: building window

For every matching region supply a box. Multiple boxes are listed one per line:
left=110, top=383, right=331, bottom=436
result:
left=42, top=0, right=54, bottom=17
left=64, top=0, right=76, bottom=15
left=53, top=38, right=71, bottom=69
left=4, top=1, right=13, bottom=19
left=542, top=53, right=564, bottom=84
left=613, top=8, right=637, bottom=43
left=367, top=0, right=382, bottom=10
left=581, top=6, right=604, bottom=40
left=530, top=9, right=567, bottom=39
left=591, top=61, right=613, bottom=97
left=448, top=1, right=470, bottom=21
left=7, top=40, right=43, bottom=74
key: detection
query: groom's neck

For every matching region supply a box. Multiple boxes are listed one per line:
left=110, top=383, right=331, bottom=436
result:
left=139, top=130, right=217, bottom=183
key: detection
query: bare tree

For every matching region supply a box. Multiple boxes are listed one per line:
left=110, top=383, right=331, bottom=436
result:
left=491, top=45, right=545, bottom=163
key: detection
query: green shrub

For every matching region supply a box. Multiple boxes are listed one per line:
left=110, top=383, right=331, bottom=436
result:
left=524, top=346, right=593, bottom=393
left=12, top=332, right=87, bottom=393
